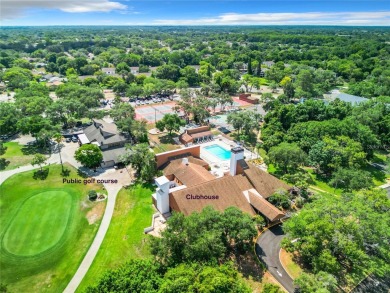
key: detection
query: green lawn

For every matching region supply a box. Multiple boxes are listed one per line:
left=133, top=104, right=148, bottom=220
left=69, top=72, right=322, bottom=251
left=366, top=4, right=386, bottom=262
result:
left=305, top=168, right=342, bottom=195
left=3, top=191, right=72, bottom=256
left=267, top=164, right=342, bottom=195
left=152, top=143, right=181, bottom=154
left=257, top=148, right=268, bottom=161
left=150, top=133, right=181, bottom=154
left=76, top=183, right=154, bottom=292
left=0, top=163, right=106, bottom=293
left=367, top=151, right=390, bottom=185
left=280, top=249, right=303, bottom=279
left=0, top=142, right=36, bottom=170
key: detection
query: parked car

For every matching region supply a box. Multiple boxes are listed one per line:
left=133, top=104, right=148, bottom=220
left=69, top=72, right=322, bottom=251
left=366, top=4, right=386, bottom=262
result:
left=65, top=137, right=71, bottom=143
left=71, top=136, right=78, bottom=142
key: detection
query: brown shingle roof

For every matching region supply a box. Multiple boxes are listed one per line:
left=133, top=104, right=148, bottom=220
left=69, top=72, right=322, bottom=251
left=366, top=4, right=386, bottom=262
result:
left=190, top=131, right=213, bottom=139
left=248, top=190, right=284, bottom=221
left=187, top=126, right=210, bottom=135
left=173, top=163, right=215, bottom=187
left=231, top=174, right=253, bottom=191
left=244, top=164, right=291, bottom=198
left=163, top=156, right=208, bottom=173
left=180, top=132, right=193, bottom=143
left=170, top=176, right=256, bottom=216
left=163, top=157, right=213, bottom=187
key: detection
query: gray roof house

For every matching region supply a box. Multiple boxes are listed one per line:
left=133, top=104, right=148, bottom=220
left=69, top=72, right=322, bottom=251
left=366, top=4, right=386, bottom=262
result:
left=102, top=67, right=116, bottom=75
left=130, top=67, right=139, bottom=74
left=262, top=61, right=275, bottom=68
left=79, top=119, right=128, bottom=168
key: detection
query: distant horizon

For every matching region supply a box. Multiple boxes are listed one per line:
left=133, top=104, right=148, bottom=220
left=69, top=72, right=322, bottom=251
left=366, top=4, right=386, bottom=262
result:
left=1, top=1, right=389, bottom=26
left=2, top=24, right=390, bottom=28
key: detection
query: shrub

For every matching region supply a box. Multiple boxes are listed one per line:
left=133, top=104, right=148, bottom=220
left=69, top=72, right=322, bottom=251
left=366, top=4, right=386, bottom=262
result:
left=88, top=190, right=97, bottom=201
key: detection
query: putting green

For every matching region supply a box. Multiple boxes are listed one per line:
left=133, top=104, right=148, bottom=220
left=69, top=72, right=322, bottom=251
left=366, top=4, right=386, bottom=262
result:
left=0, top=164, right=107, bottom=293
left=2, top=190, right=73, bottom=256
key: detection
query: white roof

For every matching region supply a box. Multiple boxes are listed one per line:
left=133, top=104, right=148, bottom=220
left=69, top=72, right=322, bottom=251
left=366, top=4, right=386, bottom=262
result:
left=78, top=133, right=90, bottom=144
left=155, top=176, right=170, bottom=186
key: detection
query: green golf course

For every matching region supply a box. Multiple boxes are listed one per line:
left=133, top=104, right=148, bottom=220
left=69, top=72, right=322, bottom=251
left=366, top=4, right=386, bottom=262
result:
left=0, top=163, right=106, bottom=293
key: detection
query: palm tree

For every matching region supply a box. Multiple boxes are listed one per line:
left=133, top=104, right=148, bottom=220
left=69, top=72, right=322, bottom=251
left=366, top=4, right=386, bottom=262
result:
left=53, top=133, right=64, bottom=171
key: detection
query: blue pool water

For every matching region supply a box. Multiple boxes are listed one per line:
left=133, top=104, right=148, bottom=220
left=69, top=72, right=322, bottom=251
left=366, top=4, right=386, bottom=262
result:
left=204, top=144, right=231, bottom=160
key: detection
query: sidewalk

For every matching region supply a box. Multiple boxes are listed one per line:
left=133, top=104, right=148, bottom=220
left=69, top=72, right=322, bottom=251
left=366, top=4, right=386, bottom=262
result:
left=63, top=183, right=122, bottom=293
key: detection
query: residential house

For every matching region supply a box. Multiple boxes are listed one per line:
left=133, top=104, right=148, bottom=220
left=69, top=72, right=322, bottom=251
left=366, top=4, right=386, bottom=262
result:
left=78, top=119, right=129, bottom=168
left=102, top=67, right=116, bottom=75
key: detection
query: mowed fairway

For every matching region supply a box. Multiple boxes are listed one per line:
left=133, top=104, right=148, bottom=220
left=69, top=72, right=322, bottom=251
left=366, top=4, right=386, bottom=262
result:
left=0, top=142, right=36, bottom=170
left=77, top=184, right=154, bottom=292
left=0, top=164, right=106, bottom=293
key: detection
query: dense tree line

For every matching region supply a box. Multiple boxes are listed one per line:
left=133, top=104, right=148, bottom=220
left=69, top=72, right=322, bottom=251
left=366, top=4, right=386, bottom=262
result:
left=1, top=26, right=389, bottom=98
left=282, top=189, right=390, bottom=289
left=85, top=260, right=250, bottom=293
left=85, top=206, right=259, bottom=292
left=262, top=98, right=389, bottom=189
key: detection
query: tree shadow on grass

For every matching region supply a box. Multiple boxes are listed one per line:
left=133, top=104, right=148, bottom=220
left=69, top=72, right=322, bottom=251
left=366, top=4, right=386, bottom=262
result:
left=77, top=168, right=89, bottom=178
left=0, top=158, right=10, bottom=170
left=21, top=144, right=50, bottom=155
left=267, top=165, right=286, bottom=178
left=33, top=169, right=49, bottom=180
left=61, top=167, right=71, bottom=177
left=159, top=134, right=177, bottom=144
left=364, top=164, right=386, bottom=183
left=234, top=251, right=264, bottom=282
left=314, top=172, right=332, bottom=183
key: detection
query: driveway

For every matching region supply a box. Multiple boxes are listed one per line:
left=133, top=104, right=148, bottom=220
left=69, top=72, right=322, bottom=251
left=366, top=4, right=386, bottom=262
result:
left=255, top=225, right=295, bottom=293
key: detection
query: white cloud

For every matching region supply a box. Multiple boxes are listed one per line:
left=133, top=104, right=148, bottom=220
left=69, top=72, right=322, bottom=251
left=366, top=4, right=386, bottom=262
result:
left=1, top=0, right=127, bottom=19
left=152, top=11, right=390, bottom=26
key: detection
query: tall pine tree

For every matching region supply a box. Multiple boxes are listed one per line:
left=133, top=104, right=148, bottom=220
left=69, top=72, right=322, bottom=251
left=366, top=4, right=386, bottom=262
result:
left=256, top=60, right=262, bottom=77
left=248, top=57, right=252, bottom=75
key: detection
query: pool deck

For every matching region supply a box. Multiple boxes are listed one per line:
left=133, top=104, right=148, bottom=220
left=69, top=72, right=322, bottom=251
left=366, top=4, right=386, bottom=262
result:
left=199, top=136, right=257, bottom=174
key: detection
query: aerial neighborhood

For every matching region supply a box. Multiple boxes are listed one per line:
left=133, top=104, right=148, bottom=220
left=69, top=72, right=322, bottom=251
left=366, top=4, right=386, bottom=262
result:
left=0, top=19, right=389, bottom=293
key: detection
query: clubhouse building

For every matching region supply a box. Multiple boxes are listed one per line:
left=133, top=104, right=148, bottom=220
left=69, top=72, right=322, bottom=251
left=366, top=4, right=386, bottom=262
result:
left=152, top=145, right=292, bottom=223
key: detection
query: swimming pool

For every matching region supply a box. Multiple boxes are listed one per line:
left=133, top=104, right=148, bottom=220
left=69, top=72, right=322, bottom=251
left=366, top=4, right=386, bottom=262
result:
left=204, top=144, right=231, bottom=160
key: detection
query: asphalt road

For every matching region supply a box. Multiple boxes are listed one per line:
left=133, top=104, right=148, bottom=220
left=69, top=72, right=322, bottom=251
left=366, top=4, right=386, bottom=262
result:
left=255, top=225, right=295, bottom=293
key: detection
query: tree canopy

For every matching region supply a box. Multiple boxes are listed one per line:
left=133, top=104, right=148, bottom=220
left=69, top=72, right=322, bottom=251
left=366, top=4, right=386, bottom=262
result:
left=119, top=143, right=156, bottom=181
left=150, top=206, right=257, bottom=267
left=282, top=189, right=390, bottom=284
left=74, top=144, right=103, bottom=169
left=156, top=113, right=185, bottom=135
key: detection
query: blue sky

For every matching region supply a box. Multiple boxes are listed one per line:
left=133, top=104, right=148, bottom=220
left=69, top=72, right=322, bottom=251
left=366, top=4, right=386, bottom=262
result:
left=1, top=1, right=390, bottom=26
